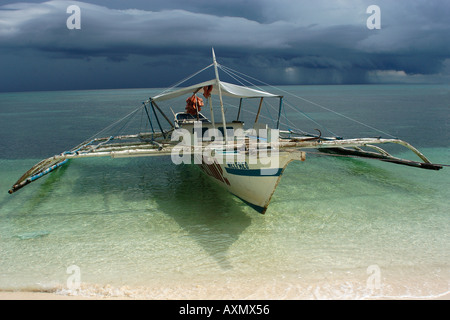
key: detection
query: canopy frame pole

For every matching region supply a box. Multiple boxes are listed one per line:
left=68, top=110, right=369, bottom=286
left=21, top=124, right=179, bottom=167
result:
left=150, top=100, right=166, bottom=139
left=236, top=98, right=243, bottom=122
left=276, top=97, right=283, bottom=129
left=150, top=99, right=174, bottom=128
left=143, top=102, right=155, bottom=137
left=212, top=48, right=228, bottom=141
left=254, top=97, right=264, bottom=124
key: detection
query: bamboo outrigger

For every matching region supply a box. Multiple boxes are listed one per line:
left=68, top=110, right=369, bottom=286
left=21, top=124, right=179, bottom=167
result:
left=8, top=50, right=443, bottom=214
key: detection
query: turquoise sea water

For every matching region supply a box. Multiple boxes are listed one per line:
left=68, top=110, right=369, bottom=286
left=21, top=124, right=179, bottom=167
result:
left=0, top=85, right=449, bottom=299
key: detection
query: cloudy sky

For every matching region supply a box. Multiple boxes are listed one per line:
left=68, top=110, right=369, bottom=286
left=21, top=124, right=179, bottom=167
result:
left=0, top=0, right=449, bottom=92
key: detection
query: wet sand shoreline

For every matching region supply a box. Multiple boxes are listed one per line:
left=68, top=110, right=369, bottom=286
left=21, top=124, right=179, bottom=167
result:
left=1, top=290, right=448, bottom=300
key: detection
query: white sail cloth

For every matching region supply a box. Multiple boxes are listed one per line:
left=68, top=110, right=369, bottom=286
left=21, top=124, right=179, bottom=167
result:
left=152, top=79, right=280, bottom=102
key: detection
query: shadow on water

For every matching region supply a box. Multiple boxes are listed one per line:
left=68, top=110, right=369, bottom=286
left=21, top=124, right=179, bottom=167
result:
left=337, top=156, right=438, bottom=194
left=152, top=163, right=253, bottom=270
left=1, top=161, right=72, bottom=215
left=34, top=157, right=253, bottom=270
left=307, top=152, right=438, bottom=195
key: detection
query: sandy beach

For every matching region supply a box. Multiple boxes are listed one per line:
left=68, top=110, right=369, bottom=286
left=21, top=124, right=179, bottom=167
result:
left=0, top=291, right=125, bottom=300
left=1, top=290, right=449, bottom=300
left=0, top=291, right=105, bottom=300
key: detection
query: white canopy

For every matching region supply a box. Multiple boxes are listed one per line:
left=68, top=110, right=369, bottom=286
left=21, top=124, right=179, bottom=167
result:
left=152, top=79, right=281, bottom=102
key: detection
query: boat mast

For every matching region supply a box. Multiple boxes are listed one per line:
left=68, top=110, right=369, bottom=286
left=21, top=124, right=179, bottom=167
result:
left=208, top=97, right=215, bottom=127
left=212, top=48, right=228, bottom=141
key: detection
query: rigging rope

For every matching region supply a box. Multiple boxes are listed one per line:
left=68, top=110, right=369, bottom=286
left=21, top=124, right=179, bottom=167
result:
left=74, top=61, right=212, bottom=147
left=81, top=105, right=142, bottom=145
left=154, top=63, right=214, bottom=98
left=218, top=64, right=398, bottom=139
left=284, top=100, right=339, bottom=137
left=220, top=64, right=337, bottom=136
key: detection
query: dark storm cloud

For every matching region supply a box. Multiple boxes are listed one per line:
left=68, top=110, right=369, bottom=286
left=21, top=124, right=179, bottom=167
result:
left=0, top=0, right=449, bottom=91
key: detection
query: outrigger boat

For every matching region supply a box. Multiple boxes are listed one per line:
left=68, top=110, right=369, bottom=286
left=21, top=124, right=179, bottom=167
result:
left=8, top=50, right=443, bottom=214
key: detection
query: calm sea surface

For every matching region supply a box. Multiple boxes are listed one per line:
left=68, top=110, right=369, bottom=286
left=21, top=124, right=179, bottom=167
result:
left=0, top=85, right=449, bottom=299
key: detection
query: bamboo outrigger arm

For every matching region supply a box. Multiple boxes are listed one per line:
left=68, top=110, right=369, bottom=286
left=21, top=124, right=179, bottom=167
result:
left=8, top=131, right=175, bottom=194
left=280, top=137, right=443, bottom=170
left=8, top=135, right=442, bottom=195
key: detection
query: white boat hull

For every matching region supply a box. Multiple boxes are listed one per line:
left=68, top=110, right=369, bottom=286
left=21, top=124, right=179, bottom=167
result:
left=195, top=150, right=305, bottom=214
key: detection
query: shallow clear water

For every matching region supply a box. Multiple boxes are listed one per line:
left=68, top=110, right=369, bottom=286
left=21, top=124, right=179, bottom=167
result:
left=0, top=85, right=449, bottom=299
